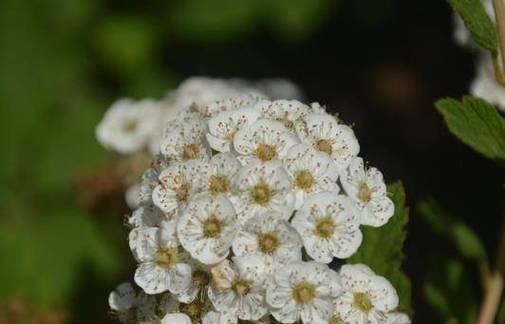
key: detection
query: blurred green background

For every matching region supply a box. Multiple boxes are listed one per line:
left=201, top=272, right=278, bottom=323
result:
left=1, top=0, right=503, bottom=323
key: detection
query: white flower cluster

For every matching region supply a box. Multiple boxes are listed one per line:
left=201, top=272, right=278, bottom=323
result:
left=96, top=77, right=303, bottom=209
left=452, top=0, right=505, bottom=111
left=107, top=80, right=410, bottom=323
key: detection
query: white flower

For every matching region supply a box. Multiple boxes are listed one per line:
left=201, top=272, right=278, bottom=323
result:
left=234, top=118, right=299, bottom=165
left=297, top=112, right=359, bottom=171
left=177, top=195, right=239, bottom=265
left=234, top=162, right=293, bottom=223
left=266, top=261, right=342, bottom=323
left=173, top=260, right=212, bottom=303
left=334, top=264, right=399, bottom=324
left=208, top=256, right=269, bottom=321
left=470, top=55, right=505, bottom=112
left=202, top=310, right=240, bottom=324
left=203, top=93, right=265, bottom=118
left=201, top=153, right=241, bottom=198
left=207, top=107, right=261, bottom=152
left=158, top=292, right=236, bottom=324
left=172, top=77, right=253, bottom=115
left=310, top=102, right=327, bottom=114
left=130, top=220, right=192, bottom=294
left=125, top=183, right=141, bottom=209
left=108, top=282, right=136, bottom=323
left=291, top=192, right=362, bottom=263
left=386, top=312, right=411, bottom=324
left=96, top=99, right=160, bottom=154
left=232, top=212, right=302, bottom=274
left=139, top=156, right=169, bottom=205
left=284, top=144, right=340, bottom=209
left=108, top=283, right=158, bottom=324
left=160, top=117, right=211, bottom=162
left=340, top=157, right=394, bottom=227
left=256, top=79, right=304, bottom=100
left=128, top=203, right=165, bottom=228
left=152, top=162, right=206, bottom=215
left=257, top=99, right=310, bottom=130
left=161, top=313, right=192, bottom=324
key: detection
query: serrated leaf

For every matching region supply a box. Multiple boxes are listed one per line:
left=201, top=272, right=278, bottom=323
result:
left=436, top=97, right=505, bottom=161
left=449, top=0, right=497, bottom=54
left=348, top=181, right=411, bottom=313
left=418, top=199, right=487, bottom=261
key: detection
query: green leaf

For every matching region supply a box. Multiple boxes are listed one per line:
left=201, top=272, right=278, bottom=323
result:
left=498, top=299, right=505, bottom=323
left=424, top=259, right=478, bottom=324
left=449, top=0, right=497, bottom=54
left=418, top=199, right=487, bottom=261
left=436, top=97, right=505, bottom=161
left=348, top=181, right=411, bottom=313
left=0, top=209, right=121, bottom=307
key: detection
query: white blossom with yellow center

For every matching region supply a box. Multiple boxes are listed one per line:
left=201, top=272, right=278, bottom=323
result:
left=96, top=98, right=161, bottom=154
left=233, top=162, right=293, bottom=224
left=283, top=144, right=340, bottom=209
left=232, top=212, right=302, bottom=274
left=200, top=153, right=241, bottom=198
left=334, top=264, right=400, bottom=324
left=207, top=105, right=262, bottom=153
left=233, top=118, right=299, bottom=165
left=177, top=195, right=239, bottom=265
left=208, top=256, right=269, bottom=321
left=266, top=261, right=342, bottom=323
left=340, top=157, right=395, bottom=227
left=297, top=112, right=359, bottom=171
left=160, top=117, right=211, bottom=162
left=292, top=192, right=362, bottom=263
left=257, top=99, right=310, bottom=131
left=152, top=162, right=206, bottom=215
left=130, top=220, right=192, bottom=295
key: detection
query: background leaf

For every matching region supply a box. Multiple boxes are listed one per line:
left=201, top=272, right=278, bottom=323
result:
left=449, top=0, right=497, bottom=54
left=436, top=97, right=505, bottom=161
left=348, top=181, right=411, bottom=313
left=418, top=199, right=487, bottom=261
left=424, top=259, right=478, bottom=324
left=0, top=209, right=121, bottom=307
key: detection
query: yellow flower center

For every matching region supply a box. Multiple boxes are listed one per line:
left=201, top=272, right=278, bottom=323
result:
left=208, top=175, right=230, bottom=195
left=154, top=246, right=177, bottom=270
left=179, top=300, right=204, bottom=321
left=294, top=170, right=315, bottom=192
left=358, top=182, right=372, bottom=203
left=250, top=183, right=272, bottom=206
left=255, top=143, right=277, bottom=162
left=329, top=315, right=344, bottom=324
left=123, top=119, right=138, bottom=133
left=183, top=143, right=201, bottom=160
left=176, top=183, right=190, bottom=203
left=292, top=282, right=316, bottom=304
left=353, top=292, right=373, bottom=313
left=232, top=279, right=252, bottom=297
left=258, top=232, right=279, bottom=254
left=315, top=139, right=333, bottom=155
left=314, top=217, right=336, bottom=239
left=202, top=217, right=223, bottom=238
left=280, top=112, right=294, bottom=129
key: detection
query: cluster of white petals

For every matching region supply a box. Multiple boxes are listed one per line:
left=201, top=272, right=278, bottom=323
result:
left=104, top=77, right=409, bottom=323
left=96, top=77, right=303, bottom=209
